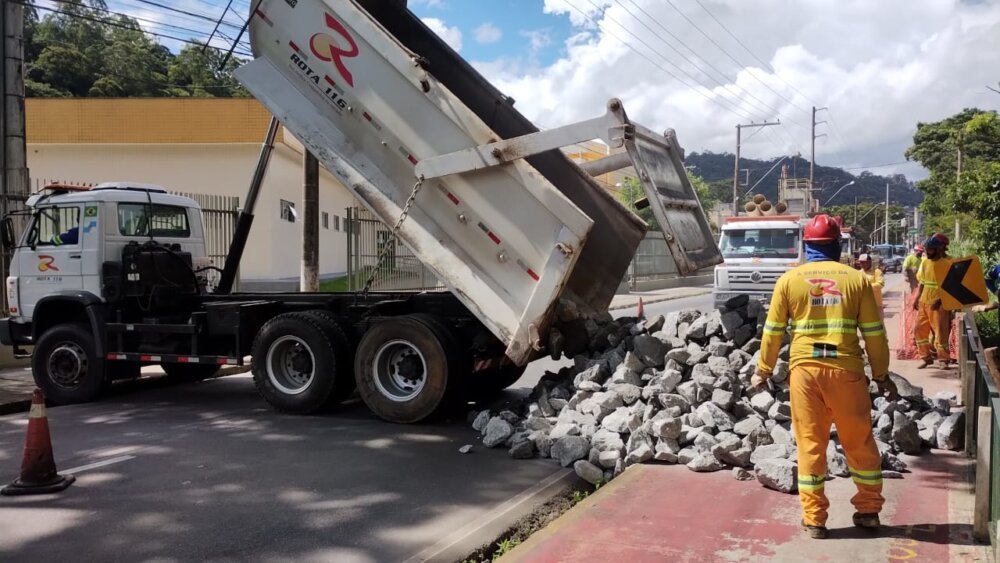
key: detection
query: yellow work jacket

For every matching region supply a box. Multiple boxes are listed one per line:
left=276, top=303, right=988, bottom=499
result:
left=862, top=268, right=884, bottom=308
left=758, top=260, right=889, bottom=380
left=917, top=256, right=952, bottom=304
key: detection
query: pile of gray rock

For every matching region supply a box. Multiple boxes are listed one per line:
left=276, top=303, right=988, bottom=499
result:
left=469, top=295, right=966, bottom=494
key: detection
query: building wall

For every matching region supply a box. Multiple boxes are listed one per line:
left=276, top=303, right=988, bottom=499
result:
left=25, top=142, right=359, bottom=287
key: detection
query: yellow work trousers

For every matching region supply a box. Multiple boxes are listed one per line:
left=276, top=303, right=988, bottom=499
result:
left=915, top=301, right=951, bottom=361
left=790, top=365, right=884, bottom=527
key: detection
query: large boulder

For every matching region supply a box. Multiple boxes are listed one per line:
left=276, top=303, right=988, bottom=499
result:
left=551, top=436, right=591, bottom=467
left=697, top=402, right=736, bottom=432
left=755, top=458, right=798, bottom=493
left=888, top=373, right=924, bottom=401
left=632, top=335, right=670, bottom=368
left=687, top=453, right=725, bottom=472
left=483, top=417, right=514, bottom=448
left=892, top=411, right=922, bottom=455
left=918, top=411, right=945, bottom=447
left=936, top=411, right=965, bottom=451
left=574, top=460, right=605, bottom=485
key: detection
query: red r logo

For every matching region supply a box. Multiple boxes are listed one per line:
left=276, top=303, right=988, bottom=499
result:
left=807, top=278, right=842, bottom=297
left=310, top=13, right=359, bottom=87
left=38, top=255, right=59, bottom=272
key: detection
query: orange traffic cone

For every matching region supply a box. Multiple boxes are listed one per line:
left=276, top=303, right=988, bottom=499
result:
left=1, top=389, right=75, bottom=496
left=637, top=297, right=645, bottom=320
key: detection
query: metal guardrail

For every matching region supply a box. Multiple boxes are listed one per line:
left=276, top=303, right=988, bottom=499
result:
left=960, top=313, right=1000, bottom=546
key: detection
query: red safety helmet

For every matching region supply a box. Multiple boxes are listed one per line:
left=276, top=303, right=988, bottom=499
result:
left=803, top=214, right=842, bottom=242
left=914, top=244, right=924, bottom=252
left=925, top=233, right=950, bottom=248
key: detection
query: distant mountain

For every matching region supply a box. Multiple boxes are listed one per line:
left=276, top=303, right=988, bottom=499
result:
left=685, top=152, right=923, bottom=207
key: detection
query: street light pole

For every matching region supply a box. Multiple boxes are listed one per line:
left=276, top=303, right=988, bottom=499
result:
left=823, top=180, right=855, bottom=208
left=884, top=182, right=890, bottom=245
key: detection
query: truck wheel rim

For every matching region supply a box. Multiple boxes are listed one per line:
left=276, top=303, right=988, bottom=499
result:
left=48, top=342, right=87, bottom=388
left=372, top=339, right=426, bottom=402
left=266, top=335, right=315, bottom=395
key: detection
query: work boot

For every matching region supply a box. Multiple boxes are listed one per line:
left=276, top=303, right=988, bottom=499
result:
left=918, top=358, right=934, bottom=369
left=852, top=512, right=881, bottom=528
left=939, top=359, right=954, bottom=370
left=802, top=521, right=828, bottom=539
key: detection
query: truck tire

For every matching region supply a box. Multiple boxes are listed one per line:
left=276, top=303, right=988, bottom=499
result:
left=162, top=363, right=220, bottom=382
left=251, top=312, right=344, bottom=414
left=32, top=323, right=106, bottom=405
left=300, top=310, right=356, bottom=404
left=354, top=315, right=465, bottom=423
left=471, top=364, right=527, bottom=396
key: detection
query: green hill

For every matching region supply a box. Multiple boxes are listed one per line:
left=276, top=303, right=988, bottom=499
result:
left=685, top=152, right=923, bottom=207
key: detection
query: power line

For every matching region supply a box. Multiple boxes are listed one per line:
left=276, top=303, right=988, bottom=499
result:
left=616, top=0, right=799, bottom=127
left=21, top=1, right=253, bottom=57
left=48, top=0, right=244, bottom=48
left=562, top=1, right=758, bottom=121
left=127, top=0, right=243, bottom=29
left=665, top=0, right=813, bottom=119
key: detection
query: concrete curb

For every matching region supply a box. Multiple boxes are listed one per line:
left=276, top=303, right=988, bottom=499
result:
left=608, top=288, right=712, bottom=312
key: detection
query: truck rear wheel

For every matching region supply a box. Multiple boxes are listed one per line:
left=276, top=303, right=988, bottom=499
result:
left=32, top=323, right=106, bottom=405
left=301, top=310, right=356, bottom=404
left=251, top=312, right=345, bottom=414
left=355, top=315, right=463, bottom=423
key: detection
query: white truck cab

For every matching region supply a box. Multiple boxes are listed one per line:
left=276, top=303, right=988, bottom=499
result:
left=4, top=183, right=207, bottom=326
left=712, top=215, right=805, bottom=309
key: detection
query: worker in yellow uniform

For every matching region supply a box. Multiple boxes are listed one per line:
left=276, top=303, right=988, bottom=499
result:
left=857, top=253, right=885, bottom=310
left=903, top=244, right=923, bottom=292
left=753, top=214, right=897, bottom=539
left=914, top=233, right=954, bottom=369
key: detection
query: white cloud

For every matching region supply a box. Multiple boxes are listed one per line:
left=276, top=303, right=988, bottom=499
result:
left=411, top=0, right=445, bottom=8
left=480, top=0, right=1000, bottom=180
left=474, top=23, right=503, bottom=44
left=520, top=29, right=553, bottom=53
left=421, top=17, right=463, bottom=52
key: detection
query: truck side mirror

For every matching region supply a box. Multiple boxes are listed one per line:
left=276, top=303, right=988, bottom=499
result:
left=1, top=217, right=14, bottom=250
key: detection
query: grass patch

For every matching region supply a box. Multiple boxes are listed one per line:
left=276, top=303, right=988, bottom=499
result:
left=318, top=273, right=365, bottom=292
left=459, top=481, right=601, bottom=563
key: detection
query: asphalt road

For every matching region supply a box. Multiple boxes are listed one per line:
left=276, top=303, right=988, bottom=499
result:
left=0, top=291, right=712, bottom=563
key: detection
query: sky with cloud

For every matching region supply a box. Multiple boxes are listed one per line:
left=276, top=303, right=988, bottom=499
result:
left=407, top=0, right=1000, bottom=180
left=44, top=0, right=1000, bottom=180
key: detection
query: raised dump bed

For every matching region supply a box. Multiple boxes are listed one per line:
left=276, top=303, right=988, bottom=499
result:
left=237, top=0, right=720, bottom=365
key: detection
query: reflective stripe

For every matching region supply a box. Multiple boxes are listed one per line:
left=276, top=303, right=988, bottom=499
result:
left=859, top=321, right=883, bottom=329
left=763, top=329, right=785, bottom=336
left=849, top=468, right=882, bottom=486
left=860, top=320, right=886, bottom=336
left=922, top=281, right=939, bottom=287
left=798, top=474, right=826, bottom=493
left=915, top=338, right=931, bottom=345
left=791, top=319, right=857, bottom=330
left=765, top=322, right=787, bottom=330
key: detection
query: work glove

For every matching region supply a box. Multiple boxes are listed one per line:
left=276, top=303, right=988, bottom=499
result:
left=971, top=303, right=998, bottom=313
left=876, top=377, right=899, bottom=401
left=751, top=369, right=770, bottom=389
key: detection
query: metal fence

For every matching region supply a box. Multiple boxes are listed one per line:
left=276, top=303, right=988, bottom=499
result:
left=345, top=206, right=442, bottom=291
left=0, top=180, right=239, bottom=306
left=174, top=192, right=240, bottom=288
left=625, top=231, right=683, bottom=290
left=960, top=313, right=1000, bottom=547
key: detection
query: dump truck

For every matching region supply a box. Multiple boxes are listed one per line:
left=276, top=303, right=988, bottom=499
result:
left=0, top=0, right=720, bottom=423
left=712, top=197, right=803, bottom=309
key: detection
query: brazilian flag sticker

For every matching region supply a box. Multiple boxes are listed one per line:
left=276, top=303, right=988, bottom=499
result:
left=85, top=206, right=98, bottom=217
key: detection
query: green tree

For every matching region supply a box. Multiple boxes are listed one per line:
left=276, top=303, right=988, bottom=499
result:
left=23, top=0, right=247, bottom=98
left=906, top=109, right=1000, bottom=254
left=689, top=173, right=717, bottom=215
left=616, top=177, right=655, bottom=228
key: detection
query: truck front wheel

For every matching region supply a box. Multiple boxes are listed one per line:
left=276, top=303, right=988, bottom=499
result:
left=32, top=323, right=106, bottom=405
left=355, top=316, right=462, bottom=423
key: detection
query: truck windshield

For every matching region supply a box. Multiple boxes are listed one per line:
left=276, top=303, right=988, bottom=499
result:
left=720, top=228, right=800, bottom=259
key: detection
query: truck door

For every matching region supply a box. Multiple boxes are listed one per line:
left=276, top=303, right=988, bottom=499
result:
left=624, top=126, right=723, bottom=275
left=17, top=204, right=85, bottom=318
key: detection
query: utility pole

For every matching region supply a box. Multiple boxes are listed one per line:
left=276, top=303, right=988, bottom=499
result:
left=811, top=106, right=828, bottom=212
left=1, top=0, right=28, bottom=304
left=301, top=149, right=319, bottom=292
left=956, top=137, right=962, bottom=242
left=884, top=183, right=890, bottom=245
left=732, top=120, right=779, bottom=215
left=853, top=196, right=858, bottom=226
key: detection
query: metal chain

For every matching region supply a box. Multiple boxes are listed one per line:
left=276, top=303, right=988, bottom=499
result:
left=361, top=177, right=425, bottom=295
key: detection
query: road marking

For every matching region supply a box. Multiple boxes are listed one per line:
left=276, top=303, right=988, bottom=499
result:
left=62, top=454, right=136, bottom=474
left=402, top=468, right=572, bottom=563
